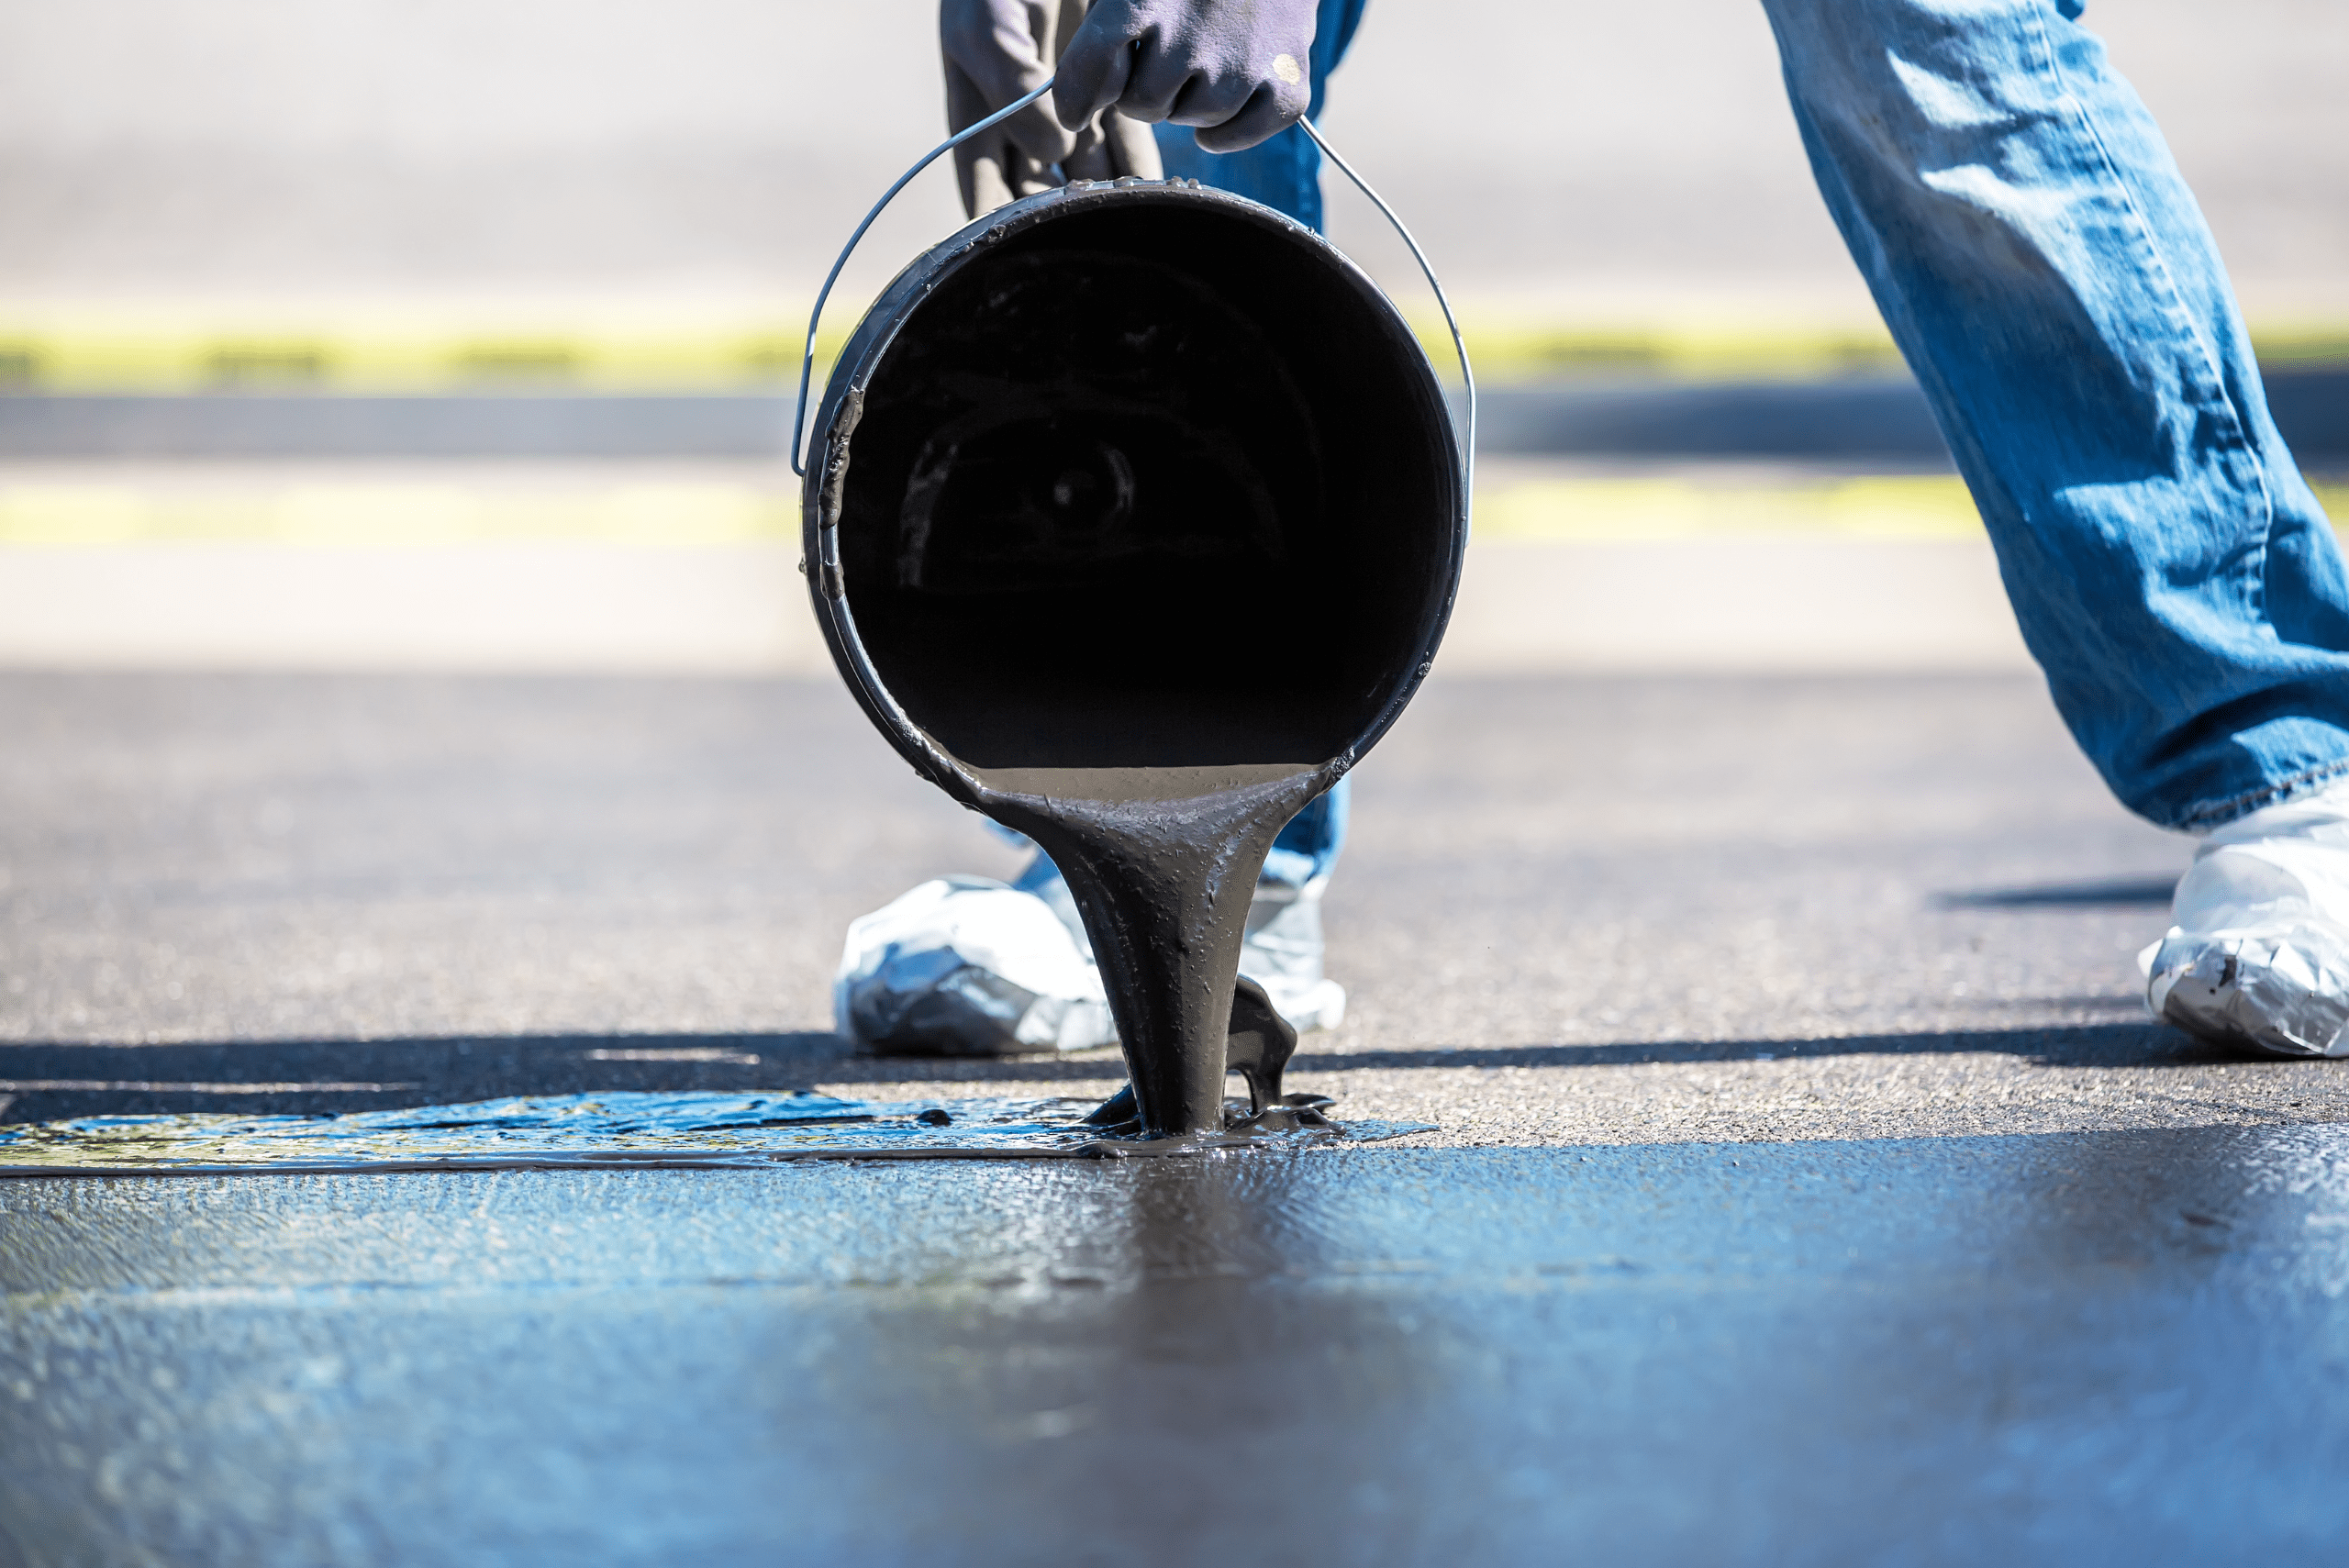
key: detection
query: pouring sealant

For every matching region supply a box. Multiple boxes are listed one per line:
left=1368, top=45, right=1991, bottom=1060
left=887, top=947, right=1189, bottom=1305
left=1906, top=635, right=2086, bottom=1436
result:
left=803, top=139, right=1468, bottom=1146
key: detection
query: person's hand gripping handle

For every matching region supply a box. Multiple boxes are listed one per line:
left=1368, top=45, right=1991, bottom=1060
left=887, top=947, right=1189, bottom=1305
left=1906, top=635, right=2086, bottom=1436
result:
left=1052, top=0, right=1321, bottom=154
left=941, top=0, right=1163, bottom=217
left=807, top=1, right=1469, bottom=491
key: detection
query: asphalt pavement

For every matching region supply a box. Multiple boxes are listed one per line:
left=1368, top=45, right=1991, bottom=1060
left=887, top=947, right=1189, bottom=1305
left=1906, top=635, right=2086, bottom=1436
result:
left=7, top=367, right=2346, bottom=460
left=7, top=669, right=2349, bottom=1562
left=6, top=1, right=2346, bottom=1554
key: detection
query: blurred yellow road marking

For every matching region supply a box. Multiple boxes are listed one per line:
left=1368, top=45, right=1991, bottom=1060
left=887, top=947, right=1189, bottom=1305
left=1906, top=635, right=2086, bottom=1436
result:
left=1474, top=475, right=2348, bottom=541
left=0, top=482, right=795, bottom=547
left=1475, top=473, right=1987, bottom=540
left=0, top=473, right=2339, bottom=548
left=4, top=302, right=2341, bottom=392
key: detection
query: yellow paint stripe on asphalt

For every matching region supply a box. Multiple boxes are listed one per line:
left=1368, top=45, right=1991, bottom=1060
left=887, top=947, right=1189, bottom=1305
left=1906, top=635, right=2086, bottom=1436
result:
left=0, top=477, right=2341, bottom=548
left=1475, top=477, right=2349, bottom=541
left=1417, top=319, right=2349, bottom=385
left=0, top=317, right=851, bottom=393
left=0, top=483, right=796, bottom=547
left=1420, top=318, right=1904, bottom=384
left=4, top=311, right=2343, bottom=391
left=1475, top=473, right=1986, bottom=539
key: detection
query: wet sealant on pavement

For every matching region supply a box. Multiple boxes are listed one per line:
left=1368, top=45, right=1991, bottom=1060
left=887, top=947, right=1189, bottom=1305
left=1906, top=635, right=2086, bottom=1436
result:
left=0, top=1089, right=1430, bottom=1173
left=7, top=671, right=2349, bottom=1563
left=6, top=1127, right=2349, bottom=1565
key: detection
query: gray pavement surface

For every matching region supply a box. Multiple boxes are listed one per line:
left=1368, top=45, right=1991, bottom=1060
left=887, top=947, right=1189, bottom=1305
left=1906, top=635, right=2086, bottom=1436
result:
left=11, top=1130, right=2349, bottom=1565
left=8, top=670, right=2349, bottom=1562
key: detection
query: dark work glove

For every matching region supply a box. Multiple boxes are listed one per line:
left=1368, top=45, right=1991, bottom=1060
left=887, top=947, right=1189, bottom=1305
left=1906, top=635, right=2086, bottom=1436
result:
left=1052, top=0, right=1319, bottom=155
left=941, top=0, right=1163, bottom=218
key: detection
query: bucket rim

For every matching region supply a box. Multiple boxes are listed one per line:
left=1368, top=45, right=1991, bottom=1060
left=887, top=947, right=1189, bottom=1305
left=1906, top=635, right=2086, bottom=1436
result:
left=800, top=177, right=1469, bottom=807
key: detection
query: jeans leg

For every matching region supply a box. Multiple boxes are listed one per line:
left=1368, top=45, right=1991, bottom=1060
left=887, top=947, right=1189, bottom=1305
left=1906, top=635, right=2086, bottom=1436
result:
left=1154, top=0, right=1367, bottom=877
left=1265, top=774, right=1351, bottom=888
left=1760, top=0, right=2345, bottom=828
left=1151, top=0, right=1370, bottom=234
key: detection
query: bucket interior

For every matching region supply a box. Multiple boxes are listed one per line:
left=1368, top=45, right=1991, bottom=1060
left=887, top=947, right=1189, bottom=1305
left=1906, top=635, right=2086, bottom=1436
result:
left=834, top=197, right=1457, bottom=773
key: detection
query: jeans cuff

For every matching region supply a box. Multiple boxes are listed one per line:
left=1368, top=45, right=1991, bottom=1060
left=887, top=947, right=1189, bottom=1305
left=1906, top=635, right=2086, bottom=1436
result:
left=2171, top=758, right=2349, bottom=833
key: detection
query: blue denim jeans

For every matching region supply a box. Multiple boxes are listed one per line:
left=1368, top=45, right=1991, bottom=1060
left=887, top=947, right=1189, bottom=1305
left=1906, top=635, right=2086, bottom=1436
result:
left=1181, top=0, right=2340, bottom=850
left=1762, top=0, right=2344, bottom=828
left=1202, top=0, right=2339, bottom=845
left=1142, top=0, right=1371, bottom=884
left=1151, top=0, right=1370, bottom=236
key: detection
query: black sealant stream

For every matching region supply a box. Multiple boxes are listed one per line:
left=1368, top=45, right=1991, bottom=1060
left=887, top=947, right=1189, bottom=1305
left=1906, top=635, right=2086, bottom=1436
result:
left=974, top=764, right=1327, bottom=1137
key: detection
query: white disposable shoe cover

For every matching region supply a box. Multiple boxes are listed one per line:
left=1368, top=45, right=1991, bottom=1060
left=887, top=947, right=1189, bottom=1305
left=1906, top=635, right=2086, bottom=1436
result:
left=2143, top=774, right=2349, bottom=1057
left=1237, top=875, right=1348, bottom=1034
left=834, top=876, right=1116, bottom=1055
left=834, top=868, right=1348, bottom=1055
left=1009, top=852, right=1344, bottom=1030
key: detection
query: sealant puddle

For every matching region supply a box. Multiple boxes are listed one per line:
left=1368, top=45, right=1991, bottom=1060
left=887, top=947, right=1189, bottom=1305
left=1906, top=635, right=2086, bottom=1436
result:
left=0, top=1088, right=1431, bottom=1174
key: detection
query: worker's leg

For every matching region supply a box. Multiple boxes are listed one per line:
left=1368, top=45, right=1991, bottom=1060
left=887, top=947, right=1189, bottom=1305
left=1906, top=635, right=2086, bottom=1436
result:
left=1762, top=0, right=2349, bottom=1052
left=1149, top=0, right=1368, bottom=906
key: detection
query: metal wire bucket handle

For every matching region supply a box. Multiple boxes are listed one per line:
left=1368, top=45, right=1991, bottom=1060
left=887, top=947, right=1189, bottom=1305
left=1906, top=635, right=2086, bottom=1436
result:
left=1294, top=115, right=1475, bottom=509
left=788, top=74, right=1475, bottom=509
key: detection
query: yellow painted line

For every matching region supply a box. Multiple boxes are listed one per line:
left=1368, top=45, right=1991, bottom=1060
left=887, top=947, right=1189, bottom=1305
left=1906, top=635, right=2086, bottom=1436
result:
left=1475, top=474, right=1986, bottom=539
left=1475, top=475, right=2349, bottom=541
left=2254, top=329, right=2349, bottom=370
left=1422, top=319, right=1907, bottom=384
left=1410, top=320, right=2349, bottom=387
left=4, top=309, right=2342, bottom=392
left=0, top=312, right=850, bottom=393
left=0, top=478, right=2338, bottom=549
left=0, top=483, right=796, bottom=547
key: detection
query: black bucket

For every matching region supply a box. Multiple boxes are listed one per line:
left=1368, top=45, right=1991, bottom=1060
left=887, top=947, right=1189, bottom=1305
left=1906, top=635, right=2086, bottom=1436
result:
left=803, top=175, right=1465, bottom=1137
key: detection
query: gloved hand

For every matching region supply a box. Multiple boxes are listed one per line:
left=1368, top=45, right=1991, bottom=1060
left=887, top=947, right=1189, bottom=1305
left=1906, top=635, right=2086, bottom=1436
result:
left=1052, top=0, right=1319, bottom=155
left=941, top=0, right=1163, bottom=217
